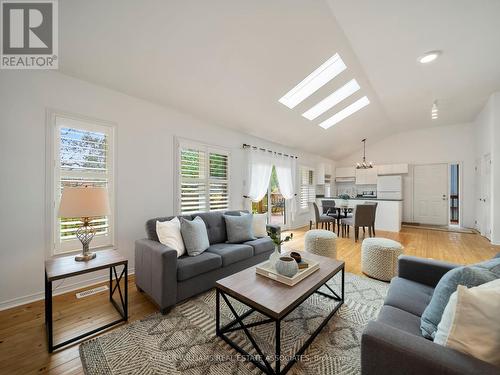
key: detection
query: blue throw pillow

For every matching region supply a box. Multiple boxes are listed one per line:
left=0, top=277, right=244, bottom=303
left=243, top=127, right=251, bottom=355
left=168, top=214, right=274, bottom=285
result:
left=420, top=258, right=500, bottom=339
left=180, top=216, right=210, bottom=256
left=224, top=213, right=256, bottom=244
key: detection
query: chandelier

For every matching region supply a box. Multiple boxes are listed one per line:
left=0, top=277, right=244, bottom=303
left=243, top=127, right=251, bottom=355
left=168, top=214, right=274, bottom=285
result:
left=356, top=138, right=373, bottom=169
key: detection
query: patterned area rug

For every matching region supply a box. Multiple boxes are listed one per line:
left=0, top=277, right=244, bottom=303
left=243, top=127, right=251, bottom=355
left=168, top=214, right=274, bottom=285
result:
left=80, top=272, right=388, bottom=375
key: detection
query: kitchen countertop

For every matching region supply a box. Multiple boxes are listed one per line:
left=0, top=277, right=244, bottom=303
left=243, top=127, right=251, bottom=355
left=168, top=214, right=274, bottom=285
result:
left=316, top=196, right=403, bottom=202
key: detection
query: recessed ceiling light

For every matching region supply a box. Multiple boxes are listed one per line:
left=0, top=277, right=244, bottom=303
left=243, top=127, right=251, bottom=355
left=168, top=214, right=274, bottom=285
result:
left=318, top=96, right=370, bottom=129
left=302, top=79, right=360, bottom=120
left=418, top=50, right=442, bottom=64
left=279, top=53, right=347, bottom=109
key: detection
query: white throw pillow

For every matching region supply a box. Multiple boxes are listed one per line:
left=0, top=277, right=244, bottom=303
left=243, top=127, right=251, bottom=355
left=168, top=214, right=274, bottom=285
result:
left=252, top=213, right=268, bottom=238
left=434, top=278, right=500, bottom=367
left=241, top=211, right=268, bottom=238
left=156, top=217, right=185, bottom=257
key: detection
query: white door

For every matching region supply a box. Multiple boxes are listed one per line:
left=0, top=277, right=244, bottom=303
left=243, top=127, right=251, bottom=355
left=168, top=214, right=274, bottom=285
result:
left=482, top=154, right=492, bottom=240
left=413, top=164, right=448, bottom=225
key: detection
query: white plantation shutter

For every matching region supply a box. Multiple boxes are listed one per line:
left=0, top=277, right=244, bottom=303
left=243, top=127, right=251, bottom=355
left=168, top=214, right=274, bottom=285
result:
left=53, top=115, right=115, bottom=254
left=300, top=167, right=315, bottom=210
left=178, top=141, right=230, bottom=214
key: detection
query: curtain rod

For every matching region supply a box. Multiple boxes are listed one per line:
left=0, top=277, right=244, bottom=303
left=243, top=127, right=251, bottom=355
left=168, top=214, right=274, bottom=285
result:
left=242, top=143, right=298, bottom=159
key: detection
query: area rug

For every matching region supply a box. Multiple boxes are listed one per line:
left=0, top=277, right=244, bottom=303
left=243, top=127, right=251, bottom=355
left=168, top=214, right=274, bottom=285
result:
left=80, top=272, right=388, bottom=375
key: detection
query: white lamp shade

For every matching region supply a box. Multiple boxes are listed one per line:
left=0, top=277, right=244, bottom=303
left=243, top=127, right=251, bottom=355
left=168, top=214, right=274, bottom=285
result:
left=59, top=187, right=111, bottom=218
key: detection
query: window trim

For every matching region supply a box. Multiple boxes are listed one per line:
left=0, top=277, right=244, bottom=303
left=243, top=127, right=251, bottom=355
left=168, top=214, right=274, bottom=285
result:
left=46, top=109, right=116, bottom=257
left=174, top=137, right=231, bottom=215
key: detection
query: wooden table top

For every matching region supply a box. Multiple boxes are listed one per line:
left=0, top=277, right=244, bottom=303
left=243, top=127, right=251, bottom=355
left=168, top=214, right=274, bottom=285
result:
left=45, top=249, right=127, bottom=281
left=216, top=252, right=344, bottom=319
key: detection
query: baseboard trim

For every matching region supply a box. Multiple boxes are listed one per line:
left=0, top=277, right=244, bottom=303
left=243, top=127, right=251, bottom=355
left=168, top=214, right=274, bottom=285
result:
left=0, top=268, right=134, bottom=311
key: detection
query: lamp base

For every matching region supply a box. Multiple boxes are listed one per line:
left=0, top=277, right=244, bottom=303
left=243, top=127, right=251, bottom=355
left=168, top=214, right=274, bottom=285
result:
left=75, top=252, right=96, bottom=262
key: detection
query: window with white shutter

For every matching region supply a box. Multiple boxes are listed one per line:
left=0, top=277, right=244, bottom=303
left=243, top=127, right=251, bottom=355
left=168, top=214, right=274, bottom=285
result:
left=178, top=140, right=230, bottom=214
left=300, top=166, right=315, bottom=210
left=51, top=114, right=115, bottom=254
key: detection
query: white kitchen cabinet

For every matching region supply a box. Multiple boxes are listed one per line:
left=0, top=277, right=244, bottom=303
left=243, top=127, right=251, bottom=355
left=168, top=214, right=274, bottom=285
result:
left=335, top=167, right=355, bottom=178
left=355, top=168, right=378, bottom=185
left=377, top=163, right=408, bottom=175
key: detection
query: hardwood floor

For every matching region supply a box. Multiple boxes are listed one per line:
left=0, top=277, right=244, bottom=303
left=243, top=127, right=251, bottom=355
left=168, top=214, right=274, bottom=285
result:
left=0, top=227, right=498, bottom=374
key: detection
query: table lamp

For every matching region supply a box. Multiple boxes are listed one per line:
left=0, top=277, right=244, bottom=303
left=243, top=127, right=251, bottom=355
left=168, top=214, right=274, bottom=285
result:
left=59, top=186, right=111, bottom=261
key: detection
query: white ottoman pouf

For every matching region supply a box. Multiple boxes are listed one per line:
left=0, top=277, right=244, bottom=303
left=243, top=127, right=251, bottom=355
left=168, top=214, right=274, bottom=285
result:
left=361, top=237, right=404, bottom=281
left=305, top=229, right=337, bottom=259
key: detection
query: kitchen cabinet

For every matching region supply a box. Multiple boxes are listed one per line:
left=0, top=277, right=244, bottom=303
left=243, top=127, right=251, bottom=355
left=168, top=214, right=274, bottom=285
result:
left=377, top=163, right=408, bottom=175
left=355, top=168, right=378, bottom=185
left=335, top=167, right=355, bottom=179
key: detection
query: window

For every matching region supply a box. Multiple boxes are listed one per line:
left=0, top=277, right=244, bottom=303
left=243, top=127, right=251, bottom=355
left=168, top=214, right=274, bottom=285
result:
left=178, top=140, right=230, bottom=214
left=51, top=113, right=115, bottom=254
left=300, top=167, right=315, bottom=210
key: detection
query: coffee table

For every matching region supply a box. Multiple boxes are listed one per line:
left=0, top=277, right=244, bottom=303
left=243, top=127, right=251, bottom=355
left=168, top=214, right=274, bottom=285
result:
left=215, top=252, right=344, bottom=375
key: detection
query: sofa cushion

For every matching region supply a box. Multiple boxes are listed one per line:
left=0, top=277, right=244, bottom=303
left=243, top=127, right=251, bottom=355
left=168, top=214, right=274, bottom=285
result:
left=224, top=213, right=256, bottom=243
left=384, top=277, right=434, bottom=317
left=181, top=216, right=210, bottom=256
left=196, top=211, right=228, bottom=245
left=206, top=243, right=253, bottom=266
left=421, top=258, right=500, bottom=339
left=177, top=252, right=222, bottom=281
left=377, top=305, right=422, bottom=337
left=244, top=237, right=274, bottom=255
left=146, top=215, right=192, bottom=241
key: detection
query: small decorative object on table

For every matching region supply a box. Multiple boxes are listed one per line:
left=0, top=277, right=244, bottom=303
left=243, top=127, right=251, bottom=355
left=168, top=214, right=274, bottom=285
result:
left=275, top=256, right=299, bottom=277
left=58, top=186, right=111, bottom=261
left=290, top=251, right=309, bottom=269
left=339, top=193, right=350, bottom=206
left=267, top=230, right=293, bottom=268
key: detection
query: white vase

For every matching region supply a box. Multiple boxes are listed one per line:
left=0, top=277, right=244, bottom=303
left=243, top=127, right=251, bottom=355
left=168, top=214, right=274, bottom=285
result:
left=275, top=257, right=299, bottom=277
left=268, top=245, right=281, bottom=268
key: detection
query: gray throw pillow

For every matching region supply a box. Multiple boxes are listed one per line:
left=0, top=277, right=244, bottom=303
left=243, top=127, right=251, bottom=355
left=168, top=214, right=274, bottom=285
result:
left=180, top=216, right=210, bottom=256
left=420, top=257, right=500, bottom=339
left=224, top=213, right=256, bottom=244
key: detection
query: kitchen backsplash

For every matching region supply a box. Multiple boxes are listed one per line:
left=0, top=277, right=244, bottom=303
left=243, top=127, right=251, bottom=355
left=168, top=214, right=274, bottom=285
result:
left=335, top=182, right=377, bottom=198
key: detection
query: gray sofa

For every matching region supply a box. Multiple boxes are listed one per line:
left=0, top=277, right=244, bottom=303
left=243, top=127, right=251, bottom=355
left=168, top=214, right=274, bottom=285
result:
left=135, top=210, right=277, bottom=313
left=361, top=255, right=499, bottom=375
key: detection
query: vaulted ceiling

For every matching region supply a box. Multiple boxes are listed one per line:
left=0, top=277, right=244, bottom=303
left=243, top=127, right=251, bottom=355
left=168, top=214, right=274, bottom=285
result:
left=59, top=0, right=500, bottom=159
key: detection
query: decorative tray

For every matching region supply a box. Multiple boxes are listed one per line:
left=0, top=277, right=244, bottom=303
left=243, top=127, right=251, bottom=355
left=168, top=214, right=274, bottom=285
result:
left=255, top=255, right=320, bottom=286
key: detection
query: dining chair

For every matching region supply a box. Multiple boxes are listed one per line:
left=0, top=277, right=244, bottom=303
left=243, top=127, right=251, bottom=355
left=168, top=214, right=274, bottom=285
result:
left=309, top=202, right=336, bottom=231
left=341, top=204, right=375, bottom=242
left=363, top=202, right=378, bottom=236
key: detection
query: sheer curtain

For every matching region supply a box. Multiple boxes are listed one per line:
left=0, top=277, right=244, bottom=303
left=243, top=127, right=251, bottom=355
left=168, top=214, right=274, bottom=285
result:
left=274, top=154, right=297, bottom=218
left=246, top=148, right=273, bottom=202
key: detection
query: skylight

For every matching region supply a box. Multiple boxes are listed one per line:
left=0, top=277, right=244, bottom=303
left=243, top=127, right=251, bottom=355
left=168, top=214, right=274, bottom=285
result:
left=318, top=96, right=370, bottom=129
left=278, top=54, right=347, bottom=109
left=302, top=79, right=360, bottom=120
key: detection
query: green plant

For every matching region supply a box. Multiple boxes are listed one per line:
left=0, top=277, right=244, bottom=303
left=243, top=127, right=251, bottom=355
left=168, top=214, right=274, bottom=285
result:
left=267, top=230, right=293, bottom=247
left=339, top=193, right=350, bottom=200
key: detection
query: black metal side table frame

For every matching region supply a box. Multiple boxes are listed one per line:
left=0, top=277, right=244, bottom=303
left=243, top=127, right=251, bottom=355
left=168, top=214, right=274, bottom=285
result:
left=44, top=263, right=128, bottom=353
left=216, top=266, right=344, bottom=375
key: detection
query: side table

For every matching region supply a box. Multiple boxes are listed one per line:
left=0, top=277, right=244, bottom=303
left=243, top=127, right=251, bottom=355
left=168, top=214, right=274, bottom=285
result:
left=44, top=249, right=128, bottom=352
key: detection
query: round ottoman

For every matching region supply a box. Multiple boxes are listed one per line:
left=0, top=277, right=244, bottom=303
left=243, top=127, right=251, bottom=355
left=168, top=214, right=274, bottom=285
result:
left=361, top=237, right=404, bottom=281
left=305, top=229, right=337, bottom=259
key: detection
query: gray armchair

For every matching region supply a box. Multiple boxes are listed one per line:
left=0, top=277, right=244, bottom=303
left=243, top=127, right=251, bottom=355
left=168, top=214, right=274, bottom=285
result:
left=361, top=255, right=500, bottom=375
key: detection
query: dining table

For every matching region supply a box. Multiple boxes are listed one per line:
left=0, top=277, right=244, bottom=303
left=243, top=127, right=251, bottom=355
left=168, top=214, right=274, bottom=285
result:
left=325, top=204, right=354, bottom=236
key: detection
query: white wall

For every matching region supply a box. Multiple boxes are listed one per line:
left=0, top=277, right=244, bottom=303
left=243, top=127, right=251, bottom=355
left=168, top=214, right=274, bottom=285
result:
left=0, top=70, right=333, bottom=309
left=474, top=92, right=500, bottom=244
left=336, top=123, right=476, bottom=228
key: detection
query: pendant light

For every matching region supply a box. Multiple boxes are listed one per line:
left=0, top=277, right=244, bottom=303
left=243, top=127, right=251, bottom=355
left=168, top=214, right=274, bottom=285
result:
left=356, top=138, right=373, bottom=169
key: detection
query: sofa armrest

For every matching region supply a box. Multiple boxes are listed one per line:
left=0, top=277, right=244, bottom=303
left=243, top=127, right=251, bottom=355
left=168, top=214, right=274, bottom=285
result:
left=398, top=255, right=459, bottom=288
left=362, top=321, right=499, bottom=375
left=135, top=239, right=178, bottom=311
